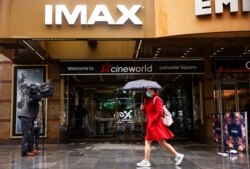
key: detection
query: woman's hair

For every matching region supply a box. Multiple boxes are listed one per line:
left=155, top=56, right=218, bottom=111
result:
left=150, top=88, right=157, bottom=93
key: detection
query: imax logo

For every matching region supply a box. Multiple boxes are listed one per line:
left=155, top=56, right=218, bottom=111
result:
left=45, top=4, right=143, bottom=25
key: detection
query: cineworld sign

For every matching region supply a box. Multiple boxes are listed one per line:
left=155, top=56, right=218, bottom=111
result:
left=45, top=4, right=143, bottom=25
left=60, top=60, right=204, bottom=75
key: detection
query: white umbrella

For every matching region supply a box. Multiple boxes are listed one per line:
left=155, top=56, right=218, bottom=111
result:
left=122, top=79, right=162, bottom=90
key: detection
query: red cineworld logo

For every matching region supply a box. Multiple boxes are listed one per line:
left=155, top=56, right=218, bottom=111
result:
left=100, top=63, right=153, bottom=73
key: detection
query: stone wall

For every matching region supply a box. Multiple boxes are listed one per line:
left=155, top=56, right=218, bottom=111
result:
left=0, top=57, right=61, bottom=144
left=0, top=54, right=13, bottom=144
left=46, top=63, right=61, bottom=143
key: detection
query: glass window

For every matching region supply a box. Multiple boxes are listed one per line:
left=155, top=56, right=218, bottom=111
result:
left=221, top=73, right=235, bottom=81
left=237, top=83, right=250, bottom=112
left=237, top=73, right=250, bottom=81
left=222, top=83, right=236, bottom=113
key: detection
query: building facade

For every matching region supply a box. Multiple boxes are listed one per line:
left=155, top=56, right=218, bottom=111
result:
left=0, top=0, right=250, bottom=144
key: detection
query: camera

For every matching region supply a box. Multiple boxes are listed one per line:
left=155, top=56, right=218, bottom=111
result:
left=28, top=80, right=54, bottom=100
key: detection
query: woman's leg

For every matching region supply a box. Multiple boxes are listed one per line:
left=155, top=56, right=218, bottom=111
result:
left=158, top=139, right=178, bottom=157
left=145, top=140, right=153, bottom=161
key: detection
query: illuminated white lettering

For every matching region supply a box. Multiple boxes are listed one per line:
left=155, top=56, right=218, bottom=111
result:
left=88, top=5, right=115, bottom=25
left=116, top=5, right=142, bottom=25
left=195, top=0, right=212, bottom=16
left=45, top=5, right=53, bottom=25
left=55, top=5, right=87, bottom=25
left=45, top=4, right=143, bottom=25
left=215, top=0, right=238, bottom=14
left=243, top=0, right=250, bottom=12
left=245, top=61, right=250, bottom=69
left=195, top=0, right=249, bottom=15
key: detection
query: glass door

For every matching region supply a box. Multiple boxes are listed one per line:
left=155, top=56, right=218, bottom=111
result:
left=163, top=85, right=193, bottom=138
left=221, top=83, right=236, bottom=113
left=216, top=81, right=250, bottom=137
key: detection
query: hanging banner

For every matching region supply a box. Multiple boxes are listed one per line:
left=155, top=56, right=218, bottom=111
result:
left=223, top=112, right=247, bottom=151
left=60, top=59, right=204, bottom=75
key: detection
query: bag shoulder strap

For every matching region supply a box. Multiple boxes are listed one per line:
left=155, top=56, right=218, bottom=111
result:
left=153, top=96, right=161, bottom=104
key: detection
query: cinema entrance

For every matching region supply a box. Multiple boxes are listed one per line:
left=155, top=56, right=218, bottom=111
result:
left=60, top=60, right=204, bottom=141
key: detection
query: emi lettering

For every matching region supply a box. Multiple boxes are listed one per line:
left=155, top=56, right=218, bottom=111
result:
left=195, top=0, right=250, bottom=16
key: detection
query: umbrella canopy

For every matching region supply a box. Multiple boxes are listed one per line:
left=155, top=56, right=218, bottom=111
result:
left=122, top=79, right=162, bottom=90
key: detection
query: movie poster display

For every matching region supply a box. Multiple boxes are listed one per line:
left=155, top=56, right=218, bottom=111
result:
left=11, top=65, right=47, bottom=137
left=212, top=114, right=221, bottom=143
left=223, top=112, right=247, bottom=151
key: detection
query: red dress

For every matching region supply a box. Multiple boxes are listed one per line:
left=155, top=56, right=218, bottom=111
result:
left=144, top=94, right=174, bottom=141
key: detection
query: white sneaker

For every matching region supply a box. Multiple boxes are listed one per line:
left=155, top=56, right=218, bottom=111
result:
left=175, top=153, right=184, bottom=166
left=137, top=160, right=151, bottom=167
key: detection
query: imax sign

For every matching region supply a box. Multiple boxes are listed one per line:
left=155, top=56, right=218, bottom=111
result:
left=45, top=4, right=143, bottom=25
left=195, top=0, right=250, bottom=15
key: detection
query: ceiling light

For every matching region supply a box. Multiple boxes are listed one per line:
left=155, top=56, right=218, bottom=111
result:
left=181, top=55, right=185, bottom=58
left=210, top=55, right=213, bottom=57
left=243, top=52, right=247, bottom=55
left=213, top=52, right=217, bottom=55
left=217, top=50, right=221, bottom=52
left=184, top=53, right=187, bottom=56
left=154, top=53, right=158, bottom=56
left=220, top=47, right=224, bottom=50
left=156, top=50, right=160, bottom=53
left=186, top=50, right=190, bottom=53
left=157, top=48, right=161, bottom=51
left=189, top=48, right=193, bottom=50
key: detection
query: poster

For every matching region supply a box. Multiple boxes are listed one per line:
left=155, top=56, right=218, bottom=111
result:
left=223, top=112, right=247, bottom=151
left=11, top=65, right=47, bottom=137
left=212, top=114, right=221, bottom=143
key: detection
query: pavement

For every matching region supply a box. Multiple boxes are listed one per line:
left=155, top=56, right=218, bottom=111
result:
left=0, top=142, right=249, bottom=169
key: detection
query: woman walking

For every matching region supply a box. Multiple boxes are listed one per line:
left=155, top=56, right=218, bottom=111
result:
left=137, top=88, right=184, bottom=167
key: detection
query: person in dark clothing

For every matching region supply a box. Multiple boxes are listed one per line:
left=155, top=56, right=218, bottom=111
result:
left=34, top=121, right=41, bottom=151
left=18, top=85, right=41, bottom=157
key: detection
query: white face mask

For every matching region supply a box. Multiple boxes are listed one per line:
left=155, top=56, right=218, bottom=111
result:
left=146, top=91, right=152, bottom=97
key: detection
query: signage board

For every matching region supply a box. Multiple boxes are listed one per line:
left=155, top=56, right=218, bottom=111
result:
left=215, top=57, right=250, bottom=73
left=60, top=59, right=204, bottom=75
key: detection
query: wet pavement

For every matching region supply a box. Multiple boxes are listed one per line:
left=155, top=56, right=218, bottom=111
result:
left=0, top=142, right=249, bottom=169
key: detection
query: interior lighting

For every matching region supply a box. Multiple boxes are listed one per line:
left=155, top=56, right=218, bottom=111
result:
left=157, top=48, right=161, bottom=51
left=181, top=55, right=185, bottom=58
